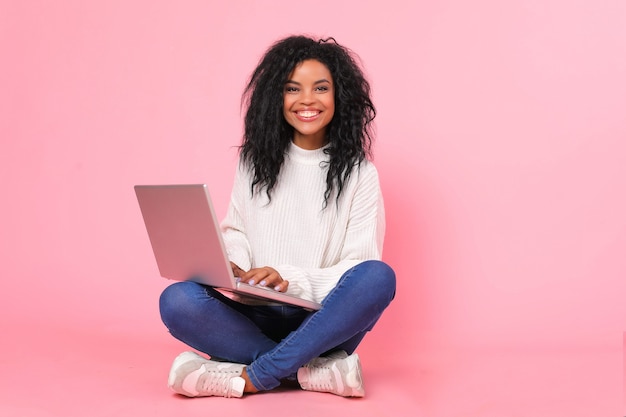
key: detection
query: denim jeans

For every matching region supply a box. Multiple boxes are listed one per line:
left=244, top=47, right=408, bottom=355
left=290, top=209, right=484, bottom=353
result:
left=159, top=260, right=396, bottom=391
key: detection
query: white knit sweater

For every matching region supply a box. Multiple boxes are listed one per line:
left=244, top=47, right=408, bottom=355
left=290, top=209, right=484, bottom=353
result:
left=220, top=142, right=385, bottom=304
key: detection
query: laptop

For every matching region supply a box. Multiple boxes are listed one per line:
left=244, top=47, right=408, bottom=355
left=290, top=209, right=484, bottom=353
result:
left=134, top=184, right=321, bottom=311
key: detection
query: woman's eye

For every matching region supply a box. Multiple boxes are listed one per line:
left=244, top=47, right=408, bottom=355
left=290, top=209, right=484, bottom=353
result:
left=315, top=86, right=329, bottom=92
left=285, top=86, right=299, bottom=93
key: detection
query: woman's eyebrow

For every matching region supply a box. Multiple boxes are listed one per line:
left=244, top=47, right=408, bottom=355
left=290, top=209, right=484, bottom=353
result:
left=285, top=79, right=331, bottom=85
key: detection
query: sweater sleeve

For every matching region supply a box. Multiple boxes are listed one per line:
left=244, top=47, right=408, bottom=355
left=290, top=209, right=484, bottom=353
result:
left=275, top=164, right=385, bottom=303
left=220, top=164, right=253, bottom=271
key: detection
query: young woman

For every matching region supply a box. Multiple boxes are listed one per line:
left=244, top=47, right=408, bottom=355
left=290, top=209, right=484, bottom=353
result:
left=159, top=35, right=396, bottom=398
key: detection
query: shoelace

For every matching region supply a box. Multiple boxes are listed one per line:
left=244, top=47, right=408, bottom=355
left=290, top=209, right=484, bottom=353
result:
left=304, top=365, right=335, bottom=391
left=198, top=369, right=240, bottom=397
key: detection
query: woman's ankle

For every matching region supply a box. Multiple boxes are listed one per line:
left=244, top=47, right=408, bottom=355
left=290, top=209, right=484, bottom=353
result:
left=241, top=368, right=259, bottom=393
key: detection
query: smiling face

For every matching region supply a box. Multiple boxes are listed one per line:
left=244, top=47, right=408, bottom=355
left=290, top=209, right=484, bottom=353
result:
left=283, top=59, right=335, bottom=150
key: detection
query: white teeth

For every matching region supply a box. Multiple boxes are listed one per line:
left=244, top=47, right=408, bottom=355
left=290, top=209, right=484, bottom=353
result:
left=298, top=111, right=319, bottom=118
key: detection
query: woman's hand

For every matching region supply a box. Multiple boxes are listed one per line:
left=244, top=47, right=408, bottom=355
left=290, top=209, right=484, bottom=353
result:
left=230, top=262, right=246, bottom=278
left=234, top=264, right=289, bottom=293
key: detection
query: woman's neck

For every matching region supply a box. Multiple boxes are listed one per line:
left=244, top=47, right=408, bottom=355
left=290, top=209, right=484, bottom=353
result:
left=292, top=132, right=327, bottom=150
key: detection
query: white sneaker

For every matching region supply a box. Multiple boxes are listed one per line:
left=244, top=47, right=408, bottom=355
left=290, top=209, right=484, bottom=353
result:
left=168, top=351, right=246, bottom=398
left=297, top=351, right=365, bottom=397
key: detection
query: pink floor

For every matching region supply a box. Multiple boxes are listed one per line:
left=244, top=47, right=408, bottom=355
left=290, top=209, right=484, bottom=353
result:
left=1, top=315, right=619, bottom=417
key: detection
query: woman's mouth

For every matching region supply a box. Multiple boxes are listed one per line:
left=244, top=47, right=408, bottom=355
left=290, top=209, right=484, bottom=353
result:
left=296, top=110, right=320, bottom=120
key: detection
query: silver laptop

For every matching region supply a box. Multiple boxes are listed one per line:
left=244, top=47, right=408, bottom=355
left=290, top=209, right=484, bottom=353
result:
left=134, top=184, right=321, bottom=311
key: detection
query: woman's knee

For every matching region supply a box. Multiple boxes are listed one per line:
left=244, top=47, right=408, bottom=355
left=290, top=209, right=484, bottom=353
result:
left=360, top=260, right=395, bottom=288
left=350, top=260, right=396, bottom=303
left=159, top=281, right=203, bottom=325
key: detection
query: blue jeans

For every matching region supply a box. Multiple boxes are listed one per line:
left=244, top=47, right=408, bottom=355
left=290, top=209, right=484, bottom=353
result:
left=159, top=260, right=396, bottom=391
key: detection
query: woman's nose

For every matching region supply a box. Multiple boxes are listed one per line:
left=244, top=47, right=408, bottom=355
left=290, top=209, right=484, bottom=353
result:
left=299, top=89, right=314, bottom=104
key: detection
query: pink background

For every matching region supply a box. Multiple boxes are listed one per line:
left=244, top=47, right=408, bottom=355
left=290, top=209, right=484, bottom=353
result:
left=1, top=1, right=625, bottom=416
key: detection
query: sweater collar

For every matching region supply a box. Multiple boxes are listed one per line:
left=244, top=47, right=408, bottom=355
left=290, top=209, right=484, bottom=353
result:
left=287, top=141, right=330, bottom=165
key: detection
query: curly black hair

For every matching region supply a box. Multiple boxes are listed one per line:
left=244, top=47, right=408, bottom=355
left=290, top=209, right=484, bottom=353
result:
left=240, top=35, right=376, bottom=207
